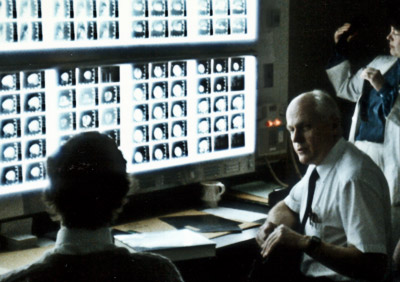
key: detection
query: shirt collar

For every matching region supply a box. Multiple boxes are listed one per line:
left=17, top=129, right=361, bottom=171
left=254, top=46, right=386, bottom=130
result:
left=54, top=226, right=115, bottom=255
left=310, top=137, right=346, bottom=182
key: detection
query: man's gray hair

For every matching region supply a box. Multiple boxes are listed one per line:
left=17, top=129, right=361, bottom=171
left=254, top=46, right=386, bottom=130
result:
left=302, top=89, right=341, bottom=123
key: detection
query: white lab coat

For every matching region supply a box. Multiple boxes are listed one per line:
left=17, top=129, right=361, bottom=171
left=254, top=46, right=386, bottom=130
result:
left=327, top=55, right=400, bottom=251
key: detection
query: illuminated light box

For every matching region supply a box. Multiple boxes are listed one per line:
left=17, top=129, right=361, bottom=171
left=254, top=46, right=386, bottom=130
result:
left=0, top=55, right=256, bottom=195
left=0, top=0, right=257, bottom=50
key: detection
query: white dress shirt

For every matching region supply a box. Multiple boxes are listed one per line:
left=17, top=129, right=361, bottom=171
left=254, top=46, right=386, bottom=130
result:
left=285, top=138, right=392, bottom=281
left=327, top=55, right=400, bottom=249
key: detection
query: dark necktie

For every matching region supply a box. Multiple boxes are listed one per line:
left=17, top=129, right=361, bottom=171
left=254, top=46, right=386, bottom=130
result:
left=300, top=168, right=319, bottom=234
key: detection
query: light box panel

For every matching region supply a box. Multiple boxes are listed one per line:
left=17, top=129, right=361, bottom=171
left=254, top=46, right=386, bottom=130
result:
left=0, top=0, right=257, bottom=50
left=0, top=55, right=256, bottom=195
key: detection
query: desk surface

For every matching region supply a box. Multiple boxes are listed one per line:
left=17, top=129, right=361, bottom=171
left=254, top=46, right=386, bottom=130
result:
left=0, top=243, right=53, bottom=275
left=0, top=204, right=268, bottom=275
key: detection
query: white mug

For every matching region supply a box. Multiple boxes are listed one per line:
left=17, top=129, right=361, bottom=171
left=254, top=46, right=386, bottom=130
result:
left=200, top=181, right=226, bottom=208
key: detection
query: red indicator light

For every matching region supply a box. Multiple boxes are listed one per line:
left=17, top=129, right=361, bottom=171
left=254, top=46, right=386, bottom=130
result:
left=273, top=118, right=282, bottom=127
left=265, top=120, right=274, bottom=127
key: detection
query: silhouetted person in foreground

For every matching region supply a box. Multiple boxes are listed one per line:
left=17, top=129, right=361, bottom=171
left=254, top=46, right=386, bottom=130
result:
left=0, top=131, right=184, bottom=282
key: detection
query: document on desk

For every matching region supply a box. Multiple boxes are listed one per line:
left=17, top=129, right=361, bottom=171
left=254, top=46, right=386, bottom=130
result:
left=114, top=229, right=216, bottom=262
left=201, top=207, right=267, bottom=223
left=231, top=181, right=281, bottom=198
left=160, top=214, right=242, bottom=233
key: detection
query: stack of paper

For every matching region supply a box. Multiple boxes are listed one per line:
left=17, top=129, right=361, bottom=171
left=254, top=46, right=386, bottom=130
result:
left=114, top=229, right=216, bottom=261
left=230, top=181, right=285, bottom=204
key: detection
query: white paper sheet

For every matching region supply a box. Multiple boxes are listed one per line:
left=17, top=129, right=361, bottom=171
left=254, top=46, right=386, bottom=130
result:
left=201, top=207, right=267, bottom=222
left=230, top=181, right=281, bottom=198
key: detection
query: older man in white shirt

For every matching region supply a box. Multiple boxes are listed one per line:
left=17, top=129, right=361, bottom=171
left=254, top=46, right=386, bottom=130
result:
left=255, top=90, right=391, bottom=282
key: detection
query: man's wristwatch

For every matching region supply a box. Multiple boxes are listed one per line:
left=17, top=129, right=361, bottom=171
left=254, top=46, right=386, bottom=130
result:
left=306, top=236, right=321, bottom=253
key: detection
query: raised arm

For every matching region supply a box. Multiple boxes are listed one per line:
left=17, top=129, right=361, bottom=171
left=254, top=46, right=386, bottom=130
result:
left=326, top=23, right=365, bottom=102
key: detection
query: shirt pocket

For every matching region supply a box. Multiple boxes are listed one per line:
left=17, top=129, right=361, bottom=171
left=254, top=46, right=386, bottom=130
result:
left=305, top=206, right=323, bottom=238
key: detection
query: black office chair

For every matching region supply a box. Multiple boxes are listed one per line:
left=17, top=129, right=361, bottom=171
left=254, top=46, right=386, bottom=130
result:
left=268, top=187, right=292, bottom=207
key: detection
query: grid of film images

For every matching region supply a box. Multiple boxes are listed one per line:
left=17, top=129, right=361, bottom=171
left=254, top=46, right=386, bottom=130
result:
left=194, top=58, right=246, bottom=155
left=0, top=70, right=47, bottom=186
left=0, top=0, right=250, bottom=44
left=55, top=66, right=121, bottom=145
left=130, top=57, right=247, bottom=166
left=0, top=56, right=254, bottom=188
